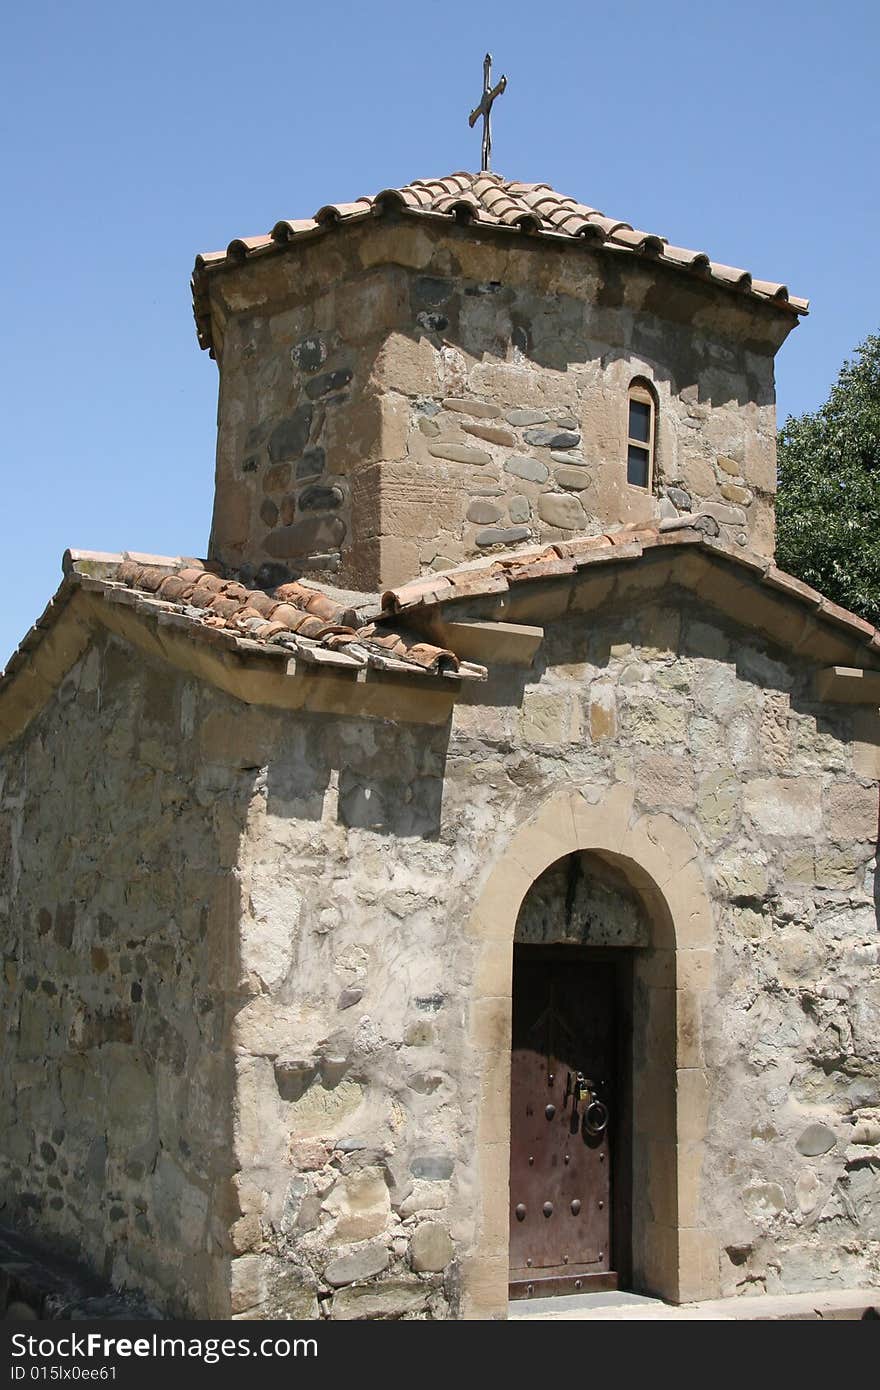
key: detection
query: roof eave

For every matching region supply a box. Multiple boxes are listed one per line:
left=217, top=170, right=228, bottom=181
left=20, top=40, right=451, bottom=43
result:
left=191, top=193, right=808, bottom=357
left=3, top=529, right=878, bottom=754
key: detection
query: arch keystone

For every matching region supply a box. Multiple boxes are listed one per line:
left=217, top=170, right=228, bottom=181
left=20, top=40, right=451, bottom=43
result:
left=570, top=782, right=635, bottom=853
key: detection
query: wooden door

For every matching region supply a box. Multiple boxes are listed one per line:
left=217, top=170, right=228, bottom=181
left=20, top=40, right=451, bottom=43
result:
left=509, top=952, right=618, bottom=1298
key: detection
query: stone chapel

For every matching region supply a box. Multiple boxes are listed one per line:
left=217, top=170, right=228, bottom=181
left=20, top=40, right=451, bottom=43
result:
left=1, top=170, right=879, bottom=1321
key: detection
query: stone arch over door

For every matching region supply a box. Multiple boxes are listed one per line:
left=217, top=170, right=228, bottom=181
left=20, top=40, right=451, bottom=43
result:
left=463, top=784, right=717, bottom=1318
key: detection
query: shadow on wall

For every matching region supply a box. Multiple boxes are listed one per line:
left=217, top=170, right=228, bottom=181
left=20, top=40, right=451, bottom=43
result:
left=0, top=639, right=248, bottom=1319
left=402, top=259, right=776, bottom=409
left=522, top=574, right=874, bottom=746
left=455, top=578, right=880, bottom=949
left=0, top=1225, right=161, bottom=1319
left=263, top=710, right=453, bottom=839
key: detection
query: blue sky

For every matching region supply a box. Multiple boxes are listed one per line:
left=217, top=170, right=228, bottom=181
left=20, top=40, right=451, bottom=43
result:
left=1, top=0, right=877, bottom=663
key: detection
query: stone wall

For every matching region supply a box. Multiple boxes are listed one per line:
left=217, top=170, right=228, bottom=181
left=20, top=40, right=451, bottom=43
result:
left=2, top=580, right=878, bottom=1319
left=209, top=259, right=395, bottom=586
left=207, top=219, right=791, bottom=588
left=0, top=634, right=250, bottom=1317
left=216, top=580, right=878, bottom=1316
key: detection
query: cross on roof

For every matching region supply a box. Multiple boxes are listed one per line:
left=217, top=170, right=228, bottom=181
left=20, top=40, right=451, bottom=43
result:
left=468, top=53, right=507, bottom=173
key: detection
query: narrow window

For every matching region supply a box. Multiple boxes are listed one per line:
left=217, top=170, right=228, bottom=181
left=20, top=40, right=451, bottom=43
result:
left=627, top=385, right=655, bottom=489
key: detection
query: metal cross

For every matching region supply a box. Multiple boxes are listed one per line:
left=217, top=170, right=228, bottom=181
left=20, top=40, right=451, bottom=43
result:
left=468, top=53, right=507, bottom=173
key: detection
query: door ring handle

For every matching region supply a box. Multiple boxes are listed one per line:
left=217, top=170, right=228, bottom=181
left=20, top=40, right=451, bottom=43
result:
left=584, top=1099, right=609, bottom=1136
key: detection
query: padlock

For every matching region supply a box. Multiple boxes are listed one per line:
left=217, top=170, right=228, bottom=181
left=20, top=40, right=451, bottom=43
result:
left=576, top=1071, right=590, bottom=1104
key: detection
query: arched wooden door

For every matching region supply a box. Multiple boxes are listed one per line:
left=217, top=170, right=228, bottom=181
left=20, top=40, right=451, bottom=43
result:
left=509, top=946, right=630, bottom=1300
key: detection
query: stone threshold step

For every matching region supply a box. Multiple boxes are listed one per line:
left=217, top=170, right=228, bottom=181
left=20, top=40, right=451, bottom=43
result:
left=509, top=1287, right=880, bottom=1321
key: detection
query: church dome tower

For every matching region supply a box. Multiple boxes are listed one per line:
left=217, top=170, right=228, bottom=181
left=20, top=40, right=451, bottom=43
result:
left=192, top=171, right=807, bottom=591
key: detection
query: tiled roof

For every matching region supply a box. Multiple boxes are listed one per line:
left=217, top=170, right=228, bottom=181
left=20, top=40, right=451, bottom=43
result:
left=4, top=524, right=878, bottom=746
left=379, top=519, right=880, bottom=658
left=192, top=171, right=809, bottom=354
left=0, top=553, right=487, bottom=693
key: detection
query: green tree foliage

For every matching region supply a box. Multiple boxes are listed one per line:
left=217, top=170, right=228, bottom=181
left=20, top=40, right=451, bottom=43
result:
left=776, top=332, right=880, bottom=624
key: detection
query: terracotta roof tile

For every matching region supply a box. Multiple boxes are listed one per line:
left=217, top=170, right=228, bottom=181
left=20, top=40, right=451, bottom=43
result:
left=226, top=234, right=274, bottom=260
left=27, top=555, right=481, bottom=684
left=378, top=523, right=880, bottom=660
left=707, top=263, right=752, bottom=289
left=269, top=218, right=322, bottom=245
left=4, top=528, right=880, bottom=727
left=314, top=199, right=374, bottom=223
left=609, top=227, right=659, bottom=253
left=661, top=245, right=711, bottom=271
left=192, top=172, right=808, bottom=353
